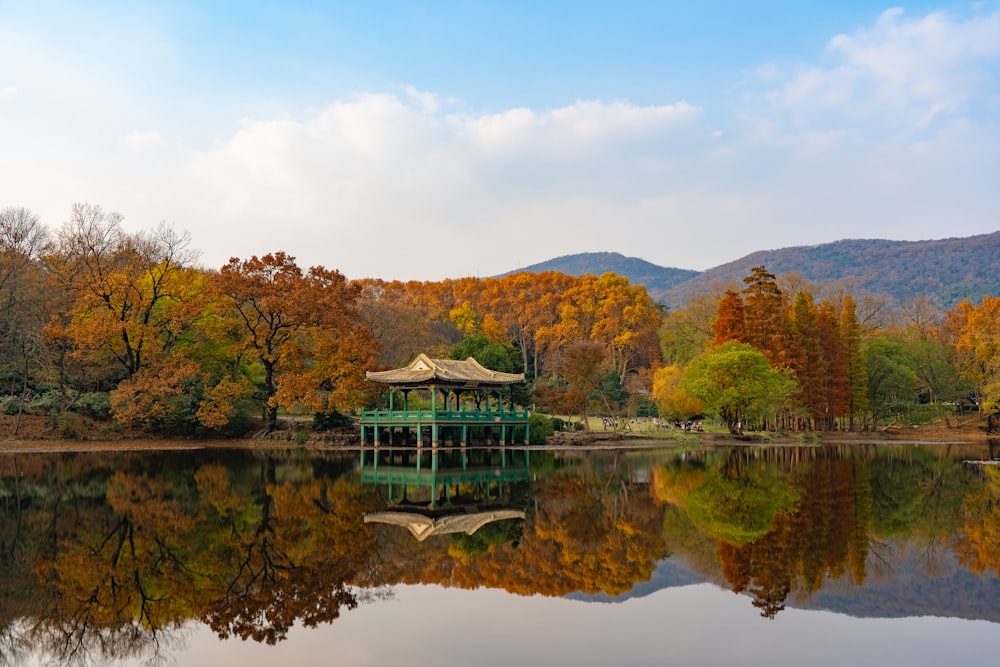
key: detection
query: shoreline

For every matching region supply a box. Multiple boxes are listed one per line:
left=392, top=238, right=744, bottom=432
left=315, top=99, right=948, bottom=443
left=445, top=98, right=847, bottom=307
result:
left=0, top=430, right=991, bottom=455
left=1, top=413, right=993, bottom=454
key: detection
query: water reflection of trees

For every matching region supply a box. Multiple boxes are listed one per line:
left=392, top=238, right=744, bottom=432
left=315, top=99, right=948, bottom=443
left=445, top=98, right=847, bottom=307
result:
left=0, top=442, right=996, bottom=662
left=956, top=463, right=1000, bottom=577
left=0, top=451, right=377, bottom=665
left=653, top=445, right=983, bottom=618
left=367, top=451, right=667, bottom=597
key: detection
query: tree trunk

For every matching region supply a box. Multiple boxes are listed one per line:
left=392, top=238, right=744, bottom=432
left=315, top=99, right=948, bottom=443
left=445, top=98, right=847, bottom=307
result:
left=264, top=360, right=278, bottom=424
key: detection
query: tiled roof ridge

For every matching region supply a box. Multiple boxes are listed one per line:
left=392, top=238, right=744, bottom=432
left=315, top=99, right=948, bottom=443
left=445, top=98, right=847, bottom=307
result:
left=366, top=353, right=524, bottom=385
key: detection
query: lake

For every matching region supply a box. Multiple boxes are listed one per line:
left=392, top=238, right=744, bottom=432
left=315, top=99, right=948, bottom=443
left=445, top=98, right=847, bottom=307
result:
left=1, top=440, right=998, bottom=666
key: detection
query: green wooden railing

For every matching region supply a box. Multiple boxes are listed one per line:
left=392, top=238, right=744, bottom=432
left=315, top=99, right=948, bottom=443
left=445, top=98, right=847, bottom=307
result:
left=360, top=409, right=528, bottom=423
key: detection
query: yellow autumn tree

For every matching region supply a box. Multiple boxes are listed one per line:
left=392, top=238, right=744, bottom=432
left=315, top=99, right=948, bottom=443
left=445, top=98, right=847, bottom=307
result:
left=948, top=296, right=1000, bottom=420
left=651, top=364, right=704, bottom=419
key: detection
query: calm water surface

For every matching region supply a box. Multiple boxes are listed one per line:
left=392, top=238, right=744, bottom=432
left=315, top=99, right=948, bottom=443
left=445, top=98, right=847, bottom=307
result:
left=1, top=440, right=998, bottom=666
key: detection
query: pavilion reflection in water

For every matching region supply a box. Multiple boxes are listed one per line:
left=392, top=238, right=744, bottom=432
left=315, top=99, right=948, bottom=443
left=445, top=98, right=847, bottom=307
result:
left=360, top=446, right=529, bottom=541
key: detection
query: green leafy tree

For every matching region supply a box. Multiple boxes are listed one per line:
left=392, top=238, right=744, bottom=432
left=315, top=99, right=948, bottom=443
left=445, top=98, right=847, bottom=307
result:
left=452, top=334, right=529, bottom=407
left=684, top=455, right=801, bottom=546
left=451, top=334, right=522, bottom=374
left=863, top=335, right=919, bottom=428
left=659, top=292, right=718, bottom=366
left=681, top=341, right=798, bottom=435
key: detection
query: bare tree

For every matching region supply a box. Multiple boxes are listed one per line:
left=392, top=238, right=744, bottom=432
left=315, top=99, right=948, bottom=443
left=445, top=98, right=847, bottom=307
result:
left=0, top=207, right=51, bottom=431
left=0, top=206, right=50, bottom=322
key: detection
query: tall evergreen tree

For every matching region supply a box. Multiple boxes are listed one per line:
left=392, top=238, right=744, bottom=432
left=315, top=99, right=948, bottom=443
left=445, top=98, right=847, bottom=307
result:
left=712, top=289, right=748, bottom=346
left=788, top=291, right=827, bottom=428
left=818, top=300, right=849, bottom=429
left=742, top=266, right=789, bottom=367
left=840, top=295, right=868, bottom=430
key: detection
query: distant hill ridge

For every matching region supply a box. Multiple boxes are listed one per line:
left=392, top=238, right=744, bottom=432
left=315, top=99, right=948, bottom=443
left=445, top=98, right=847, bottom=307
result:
left=505, top=251, right=699, bottom=296
left=506, top=232, right=1000, bottom=309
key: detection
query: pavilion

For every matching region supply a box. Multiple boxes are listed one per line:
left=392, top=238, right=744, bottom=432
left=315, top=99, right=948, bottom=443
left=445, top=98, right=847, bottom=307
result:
left=360, top=353, right=529, bottom=446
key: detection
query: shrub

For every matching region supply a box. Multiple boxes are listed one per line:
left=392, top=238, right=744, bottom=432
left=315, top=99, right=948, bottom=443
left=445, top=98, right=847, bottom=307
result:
left=528, top=413, right=555, bottom=445
left=57, top=412, right=83, bottom=439
left=1, top=395, right=20, bottom=415
left=28, top=390, right=63, bottom=415
left=313, top=410, right=352, bottom=430
left=75, top=392, right=112, bottom=419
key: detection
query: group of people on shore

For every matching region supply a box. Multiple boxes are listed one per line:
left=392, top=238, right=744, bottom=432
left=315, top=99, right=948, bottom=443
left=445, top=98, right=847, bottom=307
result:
left=599, top=416, right=704, bottom=432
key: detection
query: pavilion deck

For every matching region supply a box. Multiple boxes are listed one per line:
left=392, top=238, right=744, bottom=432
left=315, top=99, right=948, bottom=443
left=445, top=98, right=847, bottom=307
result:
left=359, top=408, right=529, bottom=446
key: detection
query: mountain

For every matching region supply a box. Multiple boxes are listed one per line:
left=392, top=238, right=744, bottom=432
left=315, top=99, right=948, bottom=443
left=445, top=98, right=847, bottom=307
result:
left=658, top=232, right=1000, bottom=310
left=503, top=251, right=700, bottom=296
left=507, top=233, right=1000, bottom=310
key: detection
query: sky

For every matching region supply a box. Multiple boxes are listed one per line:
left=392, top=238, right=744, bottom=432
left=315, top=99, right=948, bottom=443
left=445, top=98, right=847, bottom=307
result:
left=1, top=1, right=998, bottom=281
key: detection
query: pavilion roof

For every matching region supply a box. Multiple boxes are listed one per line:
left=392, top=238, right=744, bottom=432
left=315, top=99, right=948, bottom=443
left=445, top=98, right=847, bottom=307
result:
left=365, top=353, right=524, bottom=387
left=363, top=509, right=526, bottom=541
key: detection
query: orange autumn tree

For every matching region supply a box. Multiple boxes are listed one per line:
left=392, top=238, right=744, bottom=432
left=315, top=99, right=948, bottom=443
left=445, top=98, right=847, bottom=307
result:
left=479, top=271, right=577, bottom=377
left=948, top=296, right=1000, bottom=424
left=742, top=265, right=790, bottom=368
left=787, top=291, right=828, bottom=428
left=712, top=289, right=747, bottom=346
left=817, top=300, right=850, bottom=429
left=537, top=272, right=661, bottom=379
left=106, top=266, right=259, bottom=435
left=710, top=271, right=859, bottom=431
left=213, top=252, right=375, bottom=424
left=45, top=203, right=201, bottom=381
left=355, top=278, right=455, bottom=367
left=840, top=294, right=868, bottom=430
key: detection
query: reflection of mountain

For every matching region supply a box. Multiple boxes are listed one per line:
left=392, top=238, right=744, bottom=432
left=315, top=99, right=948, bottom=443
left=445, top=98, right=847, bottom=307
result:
left=568, top=550, right=1000, bottom=624
left=564, top=558, right=704, bottom=602
left=801, top=548, right=1000, bottom=624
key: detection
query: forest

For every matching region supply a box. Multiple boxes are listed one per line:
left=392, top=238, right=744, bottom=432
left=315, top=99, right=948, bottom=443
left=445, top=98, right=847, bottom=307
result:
left=0, top=203, right=998, bottom=438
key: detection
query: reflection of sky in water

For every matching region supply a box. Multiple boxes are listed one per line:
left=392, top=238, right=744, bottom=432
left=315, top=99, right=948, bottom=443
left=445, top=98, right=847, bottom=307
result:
left=173, top=583, right=998, bottom=667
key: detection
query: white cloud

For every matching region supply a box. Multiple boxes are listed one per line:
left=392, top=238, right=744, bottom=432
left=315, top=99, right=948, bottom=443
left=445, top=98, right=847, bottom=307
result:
left=121, top=130, right=167, bottom=153
left=165, top=94, right=708, bottom=276
left=3, top=7, right=997, bottom=282
left=1, top=86, right=16, bottom=98
left=766, top=7, right=1000, bottom=129
left=458, top=99, right=700, bottom=154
